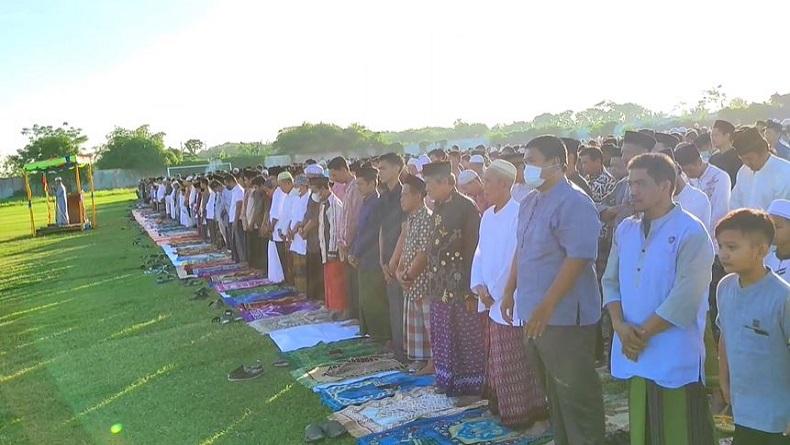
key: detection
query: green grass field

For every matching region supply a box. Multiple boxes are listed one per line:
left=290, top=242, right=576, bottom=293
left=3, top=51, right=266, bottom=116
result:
left=0, top=191, right=353, bottom=445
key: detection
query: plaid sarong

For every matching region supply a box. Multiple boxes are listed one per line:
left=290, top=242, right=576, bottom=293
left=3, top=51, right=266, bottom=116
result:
left=404, top=297, right=432, bottom=361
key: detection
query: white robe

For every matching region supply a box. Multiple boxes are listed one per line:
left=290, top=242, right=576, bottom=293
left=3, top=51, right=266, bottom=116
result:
left=730, top=155, right=790, bottom=211
left=55, top=183, right=69, bottom=225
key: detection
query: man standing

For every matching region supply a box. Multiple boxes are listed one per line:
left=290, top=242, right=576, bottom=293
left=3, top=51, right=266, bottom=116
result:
left=397, top=174, right=434, bottom=372
left=599, top=131, right=656, bottom=228
left=423, top=161, right=483, bottom=396
left=730, top=126, right=790, bottom=211
left=53, top=177, right=69, bottom=226
left=377, top=153, right=406, bottom=358
left=288, top=175, right=311, bottom=294
left=300, top=164, right=327, bottom=301
left=269, top=172, right=295, bottom=282
left=472, top=159, right=548, bottom=429
left=349, top=167, right=391, bottom=343
left=560, top=138, right=592, bottom=197
left=765, top=119, right=790, bottom=160
left=675, top=142, right=731, bottom=231
left=501, top=135, right=605, bottom=445
left=580, top=146, right=616, bottom=203
left=328, top=156, right=362, bottom=314
left=603, top=153, right=716, bottom=445
left=710, top=119, right=741, bottom=187
left=457, top=170, right=489, bottom=213
left=468, top=154, right=486, bottom=177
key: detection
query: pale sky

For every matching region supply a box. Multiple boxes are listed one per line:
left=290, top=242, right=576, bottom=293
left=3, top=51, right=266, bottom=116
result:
left=1, top=0, right=789, bottom=156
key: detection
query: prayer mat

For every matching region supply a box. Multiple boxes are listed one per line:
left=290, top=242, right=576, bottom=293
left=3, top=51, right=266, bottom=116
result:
left=246, top=308, right=334, bottom=335
left=268, top=321, right=361, bottom=352
left=193, top=263, right=243, bottom=277
left=239, top=300, right=319, bottom=322
left=357, top=408, right=553, bottom=445
left=224, top=284, right=293, bottom=298
left=220, top=289, right=298, bottom=308
left=213, top=278, right=272, bottom=292
left=315, top=371, right=434, bottom=411
left=283, top=338, right=382, bottom=370
left=328, top=387, right=488, bottom=438
left=293, top=354, right=404, bottom=389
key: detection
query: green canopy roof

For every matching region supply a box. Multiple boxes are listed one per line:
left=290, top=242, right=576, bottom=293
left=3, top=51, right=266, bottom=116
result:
left=23, top=155, right=92, bottom=173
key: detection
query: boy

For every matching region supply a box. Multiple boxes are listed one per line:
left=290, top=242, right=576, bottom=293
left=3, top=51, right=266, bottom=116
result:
left=715, top=209, right=790, bottom=444
left=310, top=176, right=348, bottom=317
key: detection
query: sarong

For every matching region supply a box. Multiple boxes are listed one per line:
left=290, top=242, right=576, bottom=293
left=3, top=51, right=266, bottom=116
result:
left=487, top=321, right=548, bottom=427
left=306, top=251, right=324, bottom=301
left=292, top=253, right=307, bottom=294
left=404, top=297, right=432, bottom=361
left=357, top=269, right=391, bottom=342
left=629, top=377, right=715, bottom=445
left=430, top=299, right=485, bottom=396
left=324, top=261, right=348, bottom=311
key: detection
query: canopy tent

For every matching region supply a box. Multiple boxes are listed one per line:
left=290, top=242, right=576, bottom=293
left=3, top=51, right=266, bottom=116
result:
left=22, top=154, right=97, bottom=237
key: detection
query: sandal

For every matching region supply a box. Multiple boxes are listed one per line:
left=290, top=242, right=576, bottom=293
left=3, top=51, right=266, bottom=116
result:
left=320, top=420, right=346, bottom=439
left=272, top=359, right=290, bottom=368
left=304, top=423, right=325, bottom=443
left=227, top=361, right=264, bottom=382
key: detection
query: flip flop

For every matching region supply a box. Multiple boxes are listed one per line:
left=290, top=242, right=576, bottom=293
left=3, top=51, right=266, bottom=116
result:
left=304, top=423, right=325, bottom=443
left=272, top=359, right=290, bottom=368
left=320, top=420, right=346, bottom=439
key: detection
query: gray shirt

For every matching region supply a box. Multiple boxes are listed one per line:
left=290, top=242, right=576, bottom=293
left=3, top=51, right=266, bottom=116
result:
left=516, top=178, right=602, bottom=326
left=716, top=271, right=790, bottom=433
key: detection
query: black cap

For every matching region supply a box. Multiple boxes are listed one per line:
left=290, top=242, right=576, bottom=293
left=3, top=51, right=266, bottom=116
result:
left=655, top=133, right=679, bottom=149
left=402, top=174, right=426, bottom=194
left=623, top=130, right=657, bottom=151
left=560, top=138, right=581, bottom=156
left=421, top=161, right=452, bottom=178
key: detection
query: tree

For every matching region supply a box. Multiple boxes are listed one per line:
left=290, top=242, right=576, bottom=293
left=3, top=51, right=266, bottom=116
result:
left=183, top=139, right=205, bottom=155
left=96, top=125, right=171, bottom=173
left=272, top=122, right=388, bottom=155
left=6, top=122, right=87, bottom=174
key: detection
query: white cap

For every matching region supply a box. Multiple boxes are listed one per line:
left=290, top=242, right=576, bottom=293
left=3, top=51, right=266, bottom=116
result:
left=767, top=199, right=790, bottom=220
left=457, top=169, right=480, bottom=186
left=470, top=154, right=485, bottom=164
left=305, top=164, right=324, bottom=177
left=488, top=159, right=517, bottom=181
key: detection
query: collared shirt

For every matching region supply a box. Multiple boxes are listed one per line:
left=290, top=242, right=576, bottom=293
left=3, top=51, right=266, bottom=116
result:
left=402, top=206, right=433, bottom=302
left=710, top=148, right=742, bottom=188
left=716, top=271, right=790, bottom=433
left=516, top=178, right=601, bottom=326
left=379, top=182, right=404, bottom=263
left=689, top=163, right=730, bottom=233
left=351, top=192, right=383, bottom=271
left=426, top=190, right=481, bottom=303
left=471, top=199, right=521, bottom=326
left=289, top=191, right=311, bottom=255
left=586, top=169, right=617, bottom=203
left=332, top=181, right=348, bottom=202
left=269, top=187, right=287, bottom=241
left=339, top=179, right=363, bottom=249
left=603, top=205, right=715, bottom=388
left=730, top=155, right=790, bottom=211
left=205, top=191, right=216, bottom=220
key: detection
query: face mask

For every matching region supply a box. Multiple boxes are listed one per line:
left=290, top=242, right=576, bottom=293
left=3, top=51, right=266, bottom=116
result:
left=523, top=164, right=549, bottom=188
left=311, top=192, right=321, bottom=203
left=699, top=151, right=712, bottom=162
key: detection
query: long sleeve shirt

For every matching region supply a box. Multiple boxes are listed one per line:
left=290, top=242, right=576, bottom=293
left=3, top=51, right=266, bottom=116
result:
left=603, top=205, right=715, bottom=388
left=688, top=163, right=730, bottom=232
left=338, top=179, right=363, bottom=249
left=351, top=192, right=383, bottom=271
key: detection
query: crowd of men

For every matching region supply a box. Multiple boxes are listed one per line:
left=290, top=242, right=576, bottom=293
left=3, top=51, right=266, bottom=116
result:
left=138, top=118, right=790, bottom=445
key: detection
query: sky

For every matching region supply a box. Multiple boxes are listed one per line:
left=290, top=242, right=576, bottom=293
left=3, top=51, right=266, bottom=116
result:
left=2, top=0, right=789, bottom=156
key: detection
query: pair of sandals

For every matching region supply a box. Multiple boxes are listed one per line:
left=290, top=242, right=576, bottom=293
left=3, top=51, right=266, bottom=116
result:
left=304, top=420, right=346, bottom=442
left=227, top=360, right=264, bottom=382
left=212, top=310, right=242, bottom=325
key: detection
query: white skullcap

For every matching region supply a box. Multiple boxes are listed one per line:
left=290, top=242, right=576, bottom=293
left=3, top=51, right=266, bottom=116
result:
left=767, top=199, right=790, bottom=220
left=305, top=164, right=324, bottom=177
left=488, top=159, right=517, bottom=181
left=457, top=169, right=480, bottom=186
left=277, top=171, right=294, bottom=182
left=469, top=154, right=485, bottom=164
left=54, top=176, right=62, bottom=181
left=407, top=157, right=423, bottom=172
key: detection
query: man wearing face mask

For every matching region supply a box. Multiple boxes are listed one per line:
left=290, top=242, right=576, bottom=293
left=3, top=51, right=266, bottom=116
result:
left=299, top=164, right=327, bottom=301
left=501, top=135, right=605, bottom=445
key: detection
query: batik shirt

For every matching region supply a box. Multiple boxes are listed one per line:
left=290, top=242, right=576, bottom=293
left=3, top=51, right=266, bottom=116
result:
left=402, top=206, right=434, bottom=301
left=586, top=169, right=617, bottom=203
left=426, top=191, right=481, bottom=303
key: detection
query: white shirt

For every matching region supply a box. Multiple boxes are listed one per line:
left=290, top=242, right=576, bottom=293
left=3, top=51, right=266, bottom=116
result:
left=205, top=191, right=216, bottom=220
left=228, top=184, right=245, bottom=224
left=289, top=191, right=311, bottom=255
left=676, top=183, right=712, bottom=234
left=156, top=184, right=166, bottom=201
left=470, top=199, right=521, bottom=326
left=688, top=163, right=730, bottom=231
left=730, top=155, right=790, bottom=211
left=221, top=188, right=233, bottom=218
left=269, top=187, right=288, bottom=241
left=764, top=246, right=789, bottom=282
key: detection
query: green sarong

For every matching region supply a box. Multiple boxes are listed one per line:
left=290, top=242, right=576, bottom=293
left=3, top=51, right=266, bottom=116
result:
left=629, top=377, right=715, bottom=445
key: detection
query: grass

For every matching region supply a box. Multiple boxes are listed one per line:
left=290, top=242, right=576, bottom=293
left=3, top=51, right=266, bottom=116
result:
left=0, top=191, right=353, bottom=445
